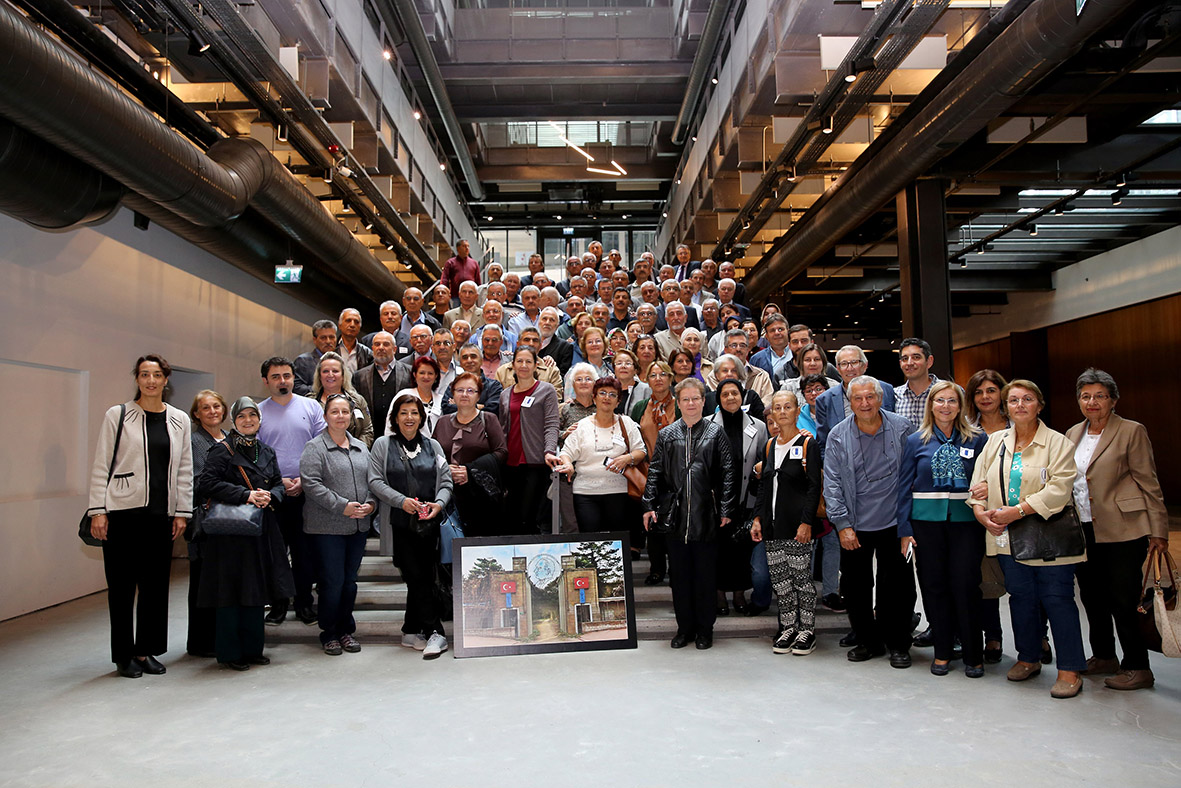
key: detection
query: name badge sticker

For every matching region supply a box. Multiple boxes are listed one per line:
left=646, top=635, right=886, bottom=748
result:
left=789, top=445, right=804, bottom=460
left=398, top=347, right=408, bottom=355
left=959, top=447, right=975, bottom=459
left=612, top=435, right=627, bottom=447
left=354, top=408, right=364, bottom=421
left=521, top=396, right=536, bottom=408
left=740, top=404, right=750, bottom=413
left=744, top=424, right=758, bottom=438
left=1041, top=467, right=1048, bottom=483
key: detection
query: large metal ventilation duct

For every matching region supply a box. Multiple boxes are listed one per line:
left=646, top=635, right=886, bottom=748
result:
left=0, top=0, right=404, bottom=300
left=742, top=0, right=1135, bottom=301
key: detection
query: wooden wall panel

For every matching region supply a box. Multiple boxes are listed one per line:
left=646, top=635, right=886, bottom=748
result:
left=953, top=337, right=1011, bottom=388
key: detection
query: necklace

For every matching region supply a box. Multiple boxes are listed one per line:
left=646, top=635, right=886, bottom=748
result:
left=403, top=443, right=423, bottom=459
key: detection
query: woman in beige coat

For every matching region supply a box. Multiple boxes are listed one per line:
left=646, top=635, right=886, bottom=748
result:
left=1067, top=368, right=1169, bottom=691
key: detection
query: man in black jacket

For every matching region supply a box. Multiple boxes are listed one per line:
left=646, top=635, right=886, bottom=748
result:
left=642, top=377, right=738, bottom=650
left=294, top=319, right=337, bottom=396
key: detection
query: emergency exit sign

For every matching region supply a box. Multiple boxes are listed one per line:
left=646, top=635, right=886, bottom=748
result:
left=274, top=264, right=303, bottom=283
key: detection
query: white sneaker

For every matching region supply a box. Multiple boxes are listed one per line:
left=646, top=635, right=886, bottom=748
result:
left=401, top=633, right=427, bottom=651
left=422, top=632, right=449, bottom=660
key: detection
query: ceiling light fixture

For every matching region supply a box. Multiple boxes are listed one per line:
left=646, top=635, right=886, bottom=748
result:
left=822, top=116, right=834, bottom=134
left=275, top=124, right=288, bottom=143
left=382, top=50, right=392, bottom=61
left=1111, top=188, right=1127, bottom=205
left=364, top=222, right=373, bottom=230
left=386, top=243, right=395, bottom=251
left=587, top=166, right=620, bottom=176
left=188, top=29, right=211, bottom=56
left=610, top=160, right=627, bottom=176
left=787, top=165, right=797, bottom=182
left=1026, top=224, right=1037, bottom=236
left=1115, top=172, right=1130, bottom=188
left=439, top=163, right=446, bottom=171
left=547, top=121, right=595, bottom=161
left=413, top=109, right=422, bottom=120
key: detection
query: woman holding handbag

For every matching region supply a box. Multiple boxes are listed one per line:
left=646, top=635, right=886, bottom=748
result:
left=708, top=379, right=768, bottom=616
left=897, top=381, right=989, bottom=678
left=300, top=394, right=376, bottom=656
left=186, top=389, right=229, bottom=658
left=87, top=354, right=193, bottom=679
left=196, top=397, right=293, bottom=671
left=968, top=379, right=1085, bottom=699
left=751, top=391, right=822, bottom=655
left=1067, top=368, right=1169, bottom=691
left=369, top=394, right=454, bottom=660
left=553, top=377, right=646, bottom=533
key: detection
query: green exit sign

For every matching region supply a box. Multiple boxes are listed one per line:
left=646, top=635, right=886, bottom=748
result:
left=275, top=264, right=303, bottom=283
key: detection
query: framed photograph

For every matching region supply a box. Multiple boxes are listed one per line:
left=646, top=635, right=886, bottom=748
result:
left=451, top=532, right=638, bottom=658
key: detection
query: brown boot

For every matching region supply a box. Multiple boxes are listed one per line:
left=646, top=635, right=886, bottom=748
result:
left=1104, top=669, right=1155, bottom=691
left=1083, top=656, right=1120, bottom=675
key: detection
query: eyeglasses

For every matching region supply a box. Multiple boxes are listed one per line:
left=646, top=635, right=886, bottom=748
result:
left=434, top=340, right=454, bottom=347
left=595, top=391, right=619, bottom=399
left=648, top=371, right=669, bottom=379
left=453, top=388, right=478, bottom=396
left=1007, top=396, right=1037, bottom=406
left=931, top=397, right=959, bottom=406
left=837, top=360, right=864, bottom=369
left=1079, top=393, right=1110, bottom=403
left=679, top=396, right=704, bottom=404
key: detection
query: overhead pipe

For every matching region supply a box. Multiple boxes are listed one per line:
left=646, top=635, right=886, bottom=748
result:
left=0, top=0, right=404, bottom=300
left=385, top=0, right=486, bottom=201
left=742, top=0, right=1135, bottom=301
left=670, top=0, right=733, bottom=146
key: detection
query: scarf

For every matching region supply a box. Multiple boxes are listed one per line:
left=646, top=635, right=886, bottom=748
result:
left=930, top=428, right=969, bottom=490
left=691, top=353, right=704, bottom=383
left=716, top=380, right=746, bottom=459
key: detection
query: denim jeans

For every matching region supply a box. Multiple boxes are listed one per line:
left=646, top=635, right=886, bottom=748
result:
left=815, top=528, right=840, bottom=598
left=998, top=555, right=1086, bottom=672
left=309, top=530, right=369, bottom=645
left=750, top=541, right=771, bottom=608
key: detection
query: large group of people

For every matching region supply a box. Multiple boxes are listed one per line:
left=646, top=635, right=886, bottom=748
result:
left=86, top=241, right=1170, bottom=698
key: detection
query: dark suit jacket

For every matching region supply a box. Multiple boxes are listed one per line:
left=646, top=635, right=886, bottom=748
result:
left=538, top=337, right=574, bottom=376
left=815, top=382, right=896, bottom=452
left=336, top=340, right=373, bottom=370
left=354, top=362, right=413, bottom=435
left=361, top=329, right=411, bottom=353
left=655, top=303, right=701, bottom=331
left=1065, top=413, right=1169, bottom=541
left=293, top=350, right=322, bottom=396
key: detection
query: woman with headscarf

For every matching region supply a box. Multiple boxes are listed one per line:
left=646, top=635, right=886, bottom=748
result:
left=196, top=397, right=294, bottom=671
left=707, top=378, right=768, bottom=615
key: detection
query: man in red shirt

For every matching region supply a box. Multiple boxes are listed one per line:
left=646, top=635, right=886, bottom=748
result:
left=440, top=239, right=481, bottom=304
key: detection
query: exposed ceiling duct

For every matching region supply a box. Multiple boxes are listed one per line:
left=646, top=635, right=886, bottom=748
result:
left=670, top=0, right=733, bottom=146
left=0, top=0, right=405, bottom=302
left=742, top=0, right=1137, bottom=301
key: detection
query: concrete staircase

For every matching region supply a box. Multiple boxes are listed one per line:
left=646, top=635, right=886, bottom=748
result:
left=266, top=537, right=851, bottom=645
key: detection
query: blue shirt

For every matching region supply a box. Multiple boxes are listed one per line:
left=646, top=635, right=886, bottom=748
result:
left=258, top=396, right=327, bottom=478
left=853, top=423, right=898, bottom=531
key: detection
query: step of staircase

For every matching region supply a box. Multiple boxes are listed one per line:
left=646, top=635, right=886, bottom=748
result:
left=268, top=538, right=850, bottom=645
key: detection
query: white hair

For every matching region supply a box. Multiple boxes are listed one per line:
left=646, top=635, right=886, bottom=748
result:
left=848, top=375, right=883, bottom=398
left=837, top=344, right=869, bottom=366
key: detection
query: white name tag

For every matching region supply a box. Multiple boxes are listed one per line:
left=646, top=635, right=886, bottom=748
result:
left=1041, top=467, right=1048, bottom=483
left=744, top=424, right=758, bottom=438
left=398, top=347, right=408, bottom=355
left=789, top=445, right=804, bottom=459
left=612, top=435, right=626, bottom=447
left=959, top=447, right=975, bottom=459
left=741, top=404, right=750, bottom=413
left=354, top=408, right=364, bottom=421
left=521, top=396, right=536, bottom=408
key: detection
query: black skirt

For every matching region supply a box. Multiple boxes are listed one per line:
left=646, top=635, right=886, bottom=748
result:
left=196, top=511, right=294, bottom=608
left=716, top=507, right=754, bottom=591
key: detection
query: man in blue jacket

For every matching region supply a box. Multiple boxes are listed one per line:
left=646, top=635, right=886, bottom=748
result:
left=823, top=376, right=916, bottom=668
left=814, top=344, right=896, bottom=451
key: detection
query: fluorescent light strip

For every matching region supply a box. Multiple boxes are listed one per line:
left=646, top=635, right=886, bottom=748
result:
left=547, top=121, right=595, bottom=162
left=586, top=166, right=620, bottom=175
left=610, top=160, right=628, bottom=176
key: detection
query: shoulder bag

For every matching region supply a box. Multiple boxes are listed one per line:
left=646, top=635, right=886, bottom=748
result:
left=618, top=417, right=649, bottom=501
left=201, top=446, right=265, bottom=537
left=762, top=435, right=827, bottom=519
left=1137, top=550, right=1181, bottom=658
left=997, top=443, right=1085, bottom=562
left=79, top=405, right=126, bottom=546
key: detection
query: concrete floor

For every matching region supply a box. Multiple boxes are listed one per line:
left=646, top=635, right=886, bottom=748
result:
left=2, top=569, right=1181, bottom=787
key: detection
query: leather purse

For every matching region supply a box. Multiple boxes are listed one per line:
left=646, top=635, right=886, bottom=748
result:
left=201, top=454, right=264, bottom=537
left=79, top=404, right=126, bottom=547
left=619, top=417, right=649, bottom=501
left=997, top=443, right=1085, bottom=562
left=1138, top=550, right=1181, bottom=657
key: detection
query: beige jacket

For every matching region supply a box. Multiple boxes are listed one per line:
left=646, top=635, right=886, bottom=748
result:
left=1065, top=413, right=1168, bottom=542
left=495, top=357, right=564, bottom=401
left=967, top=420, right=1082, bottom=567
left=704, top=363, right=774, bottom=409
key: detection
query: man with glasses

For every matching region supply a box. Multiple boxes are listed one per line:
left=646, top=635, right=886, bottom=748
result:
left=823, top=375, right=917, bottom=667
left=893, top=337, right=940, bottom=430
left=814, top=345, right=897, bottom=450
left=431, top=328, right=461, bottom=395
left=641, top=378, right=738, bottom=651
left=703, top=328, right=775, bottom=409
left=494, top=326, right=563, bottom=398
left=441, top=342, right=502, bottom=415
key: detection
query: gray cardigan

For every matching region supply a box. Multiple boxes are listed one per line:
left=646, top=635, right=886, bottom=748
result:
left=368, top=435, right=454, bottom=525
left=498, top=379, right=560, bottom=464
left=299, top=431, right=376, bottom=535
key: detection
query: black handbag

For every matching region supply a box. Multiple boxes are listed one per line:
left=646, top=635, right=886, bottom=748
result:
left=201, top=450, right=265, bottom=537
left=79, top=404, right=125, bottom=547
left=998, top=443, right=1085, bottom=562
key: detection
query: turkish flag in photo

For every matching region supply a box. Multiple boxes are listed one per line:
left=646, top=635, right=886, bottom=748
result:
left=500, top=581, right=517, bottom=593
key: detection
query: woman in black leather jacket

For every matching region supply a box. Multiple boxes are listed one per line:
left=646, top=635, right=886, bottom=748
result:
left=641, top=377, right=738, bottom=651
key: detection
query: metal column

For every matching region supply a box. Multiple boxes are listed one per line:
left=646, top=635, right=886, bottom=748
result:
left=896, top=179, right=953, bottom=379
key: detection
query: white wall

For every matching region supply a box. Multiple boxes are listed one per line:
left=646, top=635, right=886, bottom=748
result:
left=953, top=224, right=1181, bottom=348
left=0, top=209, right=322, bottom=621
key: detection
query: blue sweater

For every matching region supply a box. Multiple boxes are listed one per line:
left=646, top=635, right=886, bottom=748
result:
left=895, top=428, right=989, bottom=538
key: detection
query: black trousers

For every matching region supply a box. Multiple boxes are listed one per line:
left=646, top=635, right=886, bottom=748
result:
left=186, top=554, right=216, bottom=655
left=392, top=526, right=444, bottom=636
left=274, top=494, right=316, bottom=610
left=1075, top=523, right=1151, bottom=671
left=912, top=521, right=985, bottom=665
left=573, top=493, right=628, bottom=534
left=504, top=464, right=551, bottom=535
left=840, top=526, right=917, bottom=653
left=647, top=532, right=668, bottom=576
left=666, top=538, right=718, bottom=637
left=101, top=509, right=174, bottom=663
left=215, top=606, right=264, bottom=664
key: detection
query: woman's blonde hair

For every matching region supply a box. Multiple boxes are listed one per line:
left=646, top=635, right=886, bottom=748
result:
left=312, top=351, right=359, bottom=399
left=189, top=389, right=228, bottom=424
left=919, top=380, right=981, bottom=443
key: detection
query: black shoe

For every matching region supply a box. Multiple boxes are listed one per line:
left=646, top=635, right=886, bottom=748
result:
left=265, top=605, right=287, bottom=626
left=296, top=606, right=318, bottom=626
left=744, top=603, right=769, bottom=617
left=984, top=642, right=1003, bottom=664
left=135, top=655, right=166, bottom=675
left=716, top=605, right=730, bottom=617
left=951, top=639, right=963, bottom=661
left=912, top=626, right=934, bottom=648
left=890, top=650, right=913, bottom=669
left=187, top=649, right=216, bottom=659
left=930, top=659, right=951, bottom=676
left=695, top=634, right=713, bottom=650
left=847, top=644, right=884, bottom=662
left=245, top=655, right=271, bottom=666
left=911, top=612, right=922, bottom=630
left=839, top=630, right=859, bottom=648
left=222, top=661, right=250, bottom=671
left=671, top=632, right=694, bottom=649
left=116, top=660, right=143, bottom=679
left=1041, top=638, right=1054, bottom=665
left=821, top=594, right=846, bottom=612
left=965, top=665, right=985, bottom=679
left=644, top=573, right=664, bottom=586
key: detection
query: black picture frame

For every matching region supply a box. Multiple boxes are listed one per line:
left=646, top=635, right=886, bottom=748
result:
left=451, top=532, right=638, bottom=658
